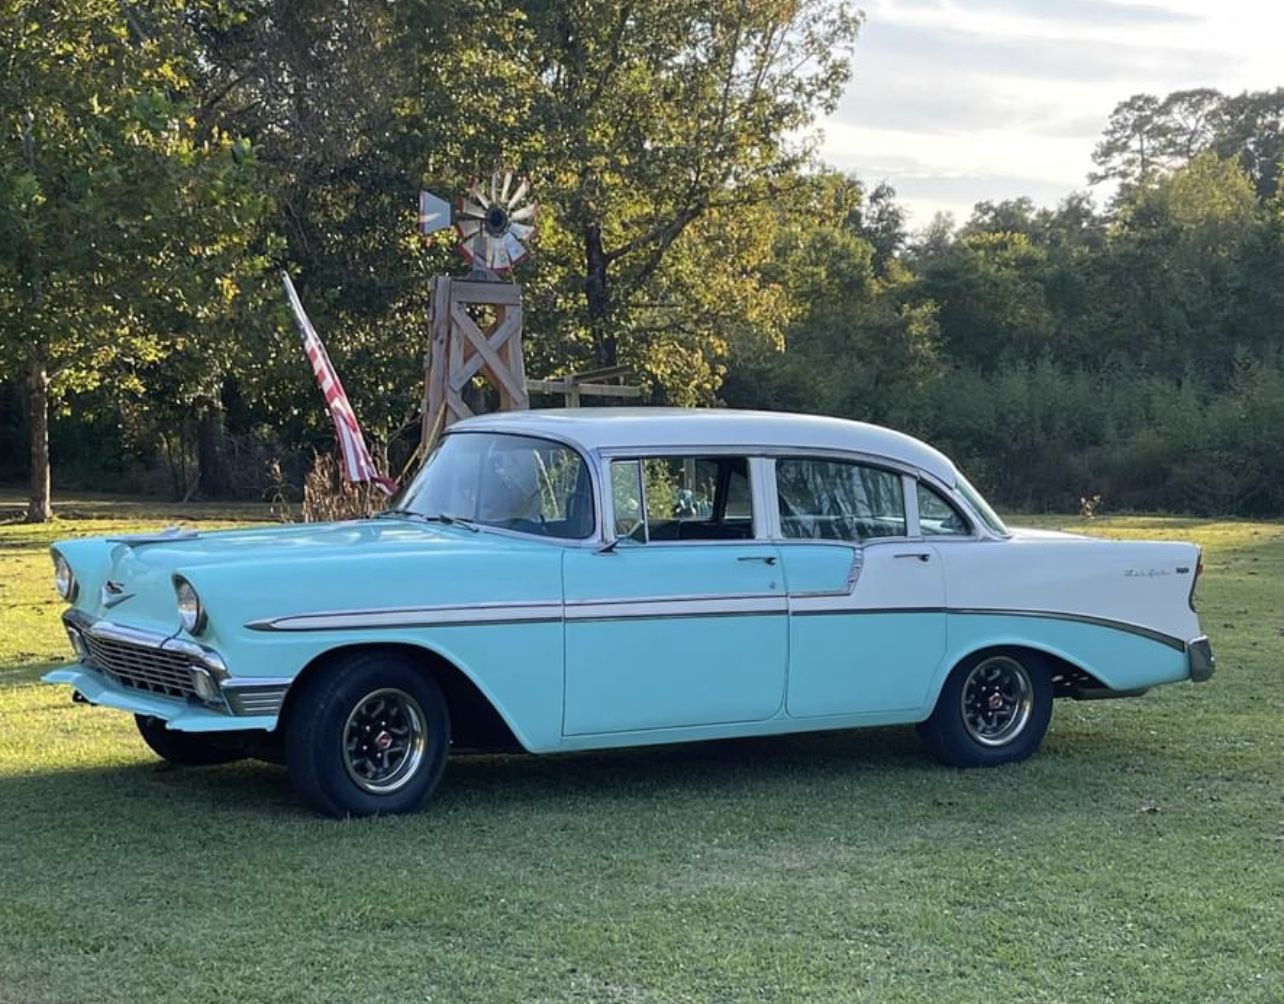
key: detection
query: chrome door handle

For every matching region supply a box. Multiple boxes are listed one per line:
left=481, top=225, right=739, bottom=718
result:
left=738, top=555, right=778, bottom=565
left=895, top=552, right=931, bottom=562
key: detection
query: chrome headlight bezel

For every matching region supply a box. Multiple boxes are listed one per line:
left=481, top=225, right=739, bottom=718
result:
left=53, top=552, right=77, bottom=602
left=174, top=577, right=206, bottom=635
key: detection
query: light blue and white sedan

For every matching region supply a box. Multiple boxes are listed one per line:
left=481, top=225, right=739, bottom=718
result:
left=46, top=409, right=1215, bottom=816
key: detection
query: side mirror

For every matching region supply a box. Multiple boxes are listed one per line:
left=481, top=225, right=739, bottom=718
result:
left=596, top=535, right=629, bottom=555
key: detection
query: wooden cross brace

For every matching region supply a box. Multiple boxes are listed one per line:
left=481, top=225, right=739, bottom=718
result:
left=421, top=276, right=529, bottom=450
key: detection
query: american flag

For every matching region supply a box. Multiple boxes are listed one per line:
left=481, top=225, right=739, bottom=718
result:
left=282, top=273, right=397, bottom=494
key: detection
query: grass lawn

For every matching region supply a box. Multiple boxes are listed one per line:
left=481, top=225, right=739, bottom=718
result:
left=1, top=494, right=1282, bottom=1002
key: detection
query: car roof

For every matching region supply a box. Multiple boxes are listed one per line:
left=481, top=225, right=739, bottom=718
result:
left=451, top=408, right=959, bottom=483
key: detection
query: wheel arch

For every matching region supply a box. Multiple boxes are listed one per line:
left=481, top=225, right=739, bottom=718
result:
left=938, top=641, right=1111, bottom=702
left=277, top=642, right=528, bottom=753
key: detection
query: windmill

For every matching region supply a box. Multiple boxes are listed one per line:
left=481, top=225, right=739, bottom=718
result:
left=417, top=169, right=536, bottom=450
left=418, top=171, right=537, bottom=280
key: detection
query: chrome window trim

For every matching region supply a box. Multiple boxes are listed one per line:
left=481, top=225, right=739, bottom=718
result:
left=911, top=477, right=978, bottom=541
left=903, top=473, right=921, bottom=537
left=598, top=450, right=764, bottom=548
left=426, top=432, right=1007, bottom=547
left=768, top=453, right=914, bottom=545
left=417, top=429, right=605, bottom=547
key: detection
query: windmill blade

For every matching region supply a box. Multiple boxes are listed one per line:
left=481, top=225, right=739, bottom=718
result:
left=502, top=231, right=527, bottom=265
left=456, top=219, right=482, bottom=239
left=509, top=221, right=534, bottom=241
left=489, top=172, right=500, bottom=203
left=457, top=198, right=488, bottom=220
left=499, top=171, right=513, bottom=204
left=507, top=178, right=530, bottom=209
left=485, top=234, right=512, bottom=272
left=467, top=180, right=490, bottom=209
left=510, top=202, right=537, bottom=222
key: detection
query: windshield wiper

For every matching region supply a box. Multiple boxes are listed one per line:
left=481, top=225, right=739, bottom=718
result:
left=374, top=508, right=421, bottom=519
left=375, top=509, right=479, bottom=532
left=423, top=513, right=479, bottom=532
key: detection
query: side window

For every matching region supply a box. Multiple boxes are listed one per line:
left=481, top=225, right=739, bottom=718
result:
left=610, top=460, right=646, bottom=540
left=916, top=482, right=971, bottom=537
left=776, top=458, right=906, bottom=541
left=610, top=456, right=755, bottom=543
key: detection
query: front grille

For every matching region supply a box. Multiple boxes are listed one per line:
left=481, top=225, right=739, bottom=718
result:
left=84, top=634, right=196, bottom=700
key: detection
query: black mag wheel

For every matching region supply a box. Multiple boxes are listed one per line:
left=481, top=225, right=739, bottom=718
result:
left=134, top=714, right=245, bottom=766
left=341, top=688, right=429, bottom=795
left=917, top=649, right=1053, bottom=767
left=959, top=655, right=1034, bottom=747
left=286, top=651, right=450, bottom=818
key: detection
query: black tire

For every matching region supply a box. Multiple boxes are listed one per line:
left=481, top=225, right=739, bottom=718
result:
left=285, top=651, right=450, bottom=818
left=135, top=714, right=246, bottom=766
left=917, top=649, right=1053, bottom=767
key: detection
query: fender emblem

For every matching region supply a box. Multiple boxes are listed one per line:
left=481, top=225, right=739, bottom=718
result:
left=101, top=581, right=134, bottom=608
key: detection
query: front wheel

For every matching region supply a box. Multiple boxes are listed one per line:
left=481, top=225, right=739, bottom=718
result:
left=285, top=652, right=450, bottom=817
left=135, top=714, right=245, bottom=766
left=917, top=650, right=1053, bottom=767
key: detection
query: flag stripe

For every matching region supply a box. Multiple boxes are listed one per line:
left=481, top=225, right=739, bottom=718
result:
left=282, top=273, right=397, bottom=493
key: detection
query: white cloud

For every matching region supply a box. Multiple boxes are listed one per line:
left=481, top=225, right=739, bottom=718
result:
left=821, top=0, right=1284, bottom=228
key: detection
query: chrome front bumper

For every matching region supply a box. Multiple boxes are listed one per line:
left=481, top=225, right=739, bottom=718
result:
left=1188, top=635, right=1216, bottom=682
left=55, top=609, right=290, bottom=725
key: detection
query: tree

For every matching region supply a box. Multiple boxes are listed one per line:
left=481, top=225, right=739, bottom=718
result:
left=1090, top=93, right=1165, bottom=189
left=0, top=0, right=265, bottom=520
left=508, top=0, right=864, bottom=390
left=1213, top=88, right=1284, bottom=199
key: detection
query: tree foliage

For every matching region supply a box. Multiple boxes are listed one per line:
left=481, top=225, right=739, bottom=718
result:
left=3, top=22, right=1284, bottom=522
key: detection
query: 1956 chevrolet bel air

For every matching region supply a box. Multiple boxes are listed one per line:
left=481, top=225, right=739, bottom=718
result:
left=45, top=408, right=1215, bottom=816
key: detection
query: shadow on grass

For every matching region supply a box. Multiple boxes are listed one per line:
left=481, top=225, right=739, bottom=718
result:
left=0, top=721, right=1174, bottom=835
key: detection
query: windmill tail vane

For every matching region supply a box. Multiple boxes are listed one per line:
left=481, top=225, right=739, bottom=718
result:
left=418, top=169, right=537, bottom=279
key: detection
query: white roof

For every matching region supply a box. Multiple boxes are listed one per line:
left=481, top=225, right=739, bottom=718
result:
left=453, top=408, right=959, bottom=483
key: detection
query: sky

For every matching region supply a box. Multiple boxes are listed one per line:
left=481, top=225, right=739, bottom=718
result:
left=819, top=0, right=1284, bottom=229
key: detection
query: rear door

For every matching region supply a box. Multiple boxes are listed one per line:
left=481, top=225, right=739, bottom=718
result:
left=772, top=456, right=949, bottom=717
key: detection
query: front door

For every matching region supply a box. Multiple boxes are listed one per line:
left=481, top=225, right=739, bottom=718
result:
left=561, top=455, right=787, bottom=736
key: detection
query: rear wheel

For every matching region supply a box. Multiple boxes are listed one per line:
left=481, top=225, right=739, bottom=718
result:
left=135, top=714, right=245, bottom=766
left=285, top=652, right=450, bottom=817
left=917, top=650, right=1052, bottom=767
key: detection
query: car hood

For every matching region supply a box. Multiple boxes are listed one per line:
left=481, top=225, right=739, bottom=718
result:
left=55, top=519, right=545, bottom=636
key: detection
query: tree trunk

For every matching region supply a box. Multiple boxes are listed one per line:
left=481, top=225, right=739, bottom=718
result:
left=585, top=223, right=616, bottom=368
left=25, top=361, right=52, bottom=523
left=197, top=400, right=232, bottom=499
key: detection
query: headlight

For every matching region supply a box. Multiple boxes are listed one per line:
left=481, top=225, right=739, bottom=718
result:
left=53, top=553, right=77, bottom=602
left=175, top=578, right=206, bottom=634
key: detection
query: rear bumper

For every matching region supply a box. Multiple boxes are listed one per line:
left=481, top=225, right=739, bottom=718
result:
left=43, top=664, right=280, bottom=732
left=1187, top=635, right=1216, bottom=682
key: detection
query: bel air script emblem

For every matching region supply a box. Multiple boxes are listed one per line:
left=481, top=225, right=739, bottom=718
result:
left=100, top=580, right=134, bottom=608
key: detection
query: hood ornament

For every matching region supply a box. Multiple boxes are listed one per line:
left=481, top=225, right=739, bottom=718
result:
left=100, top=580, right=134, bottom=609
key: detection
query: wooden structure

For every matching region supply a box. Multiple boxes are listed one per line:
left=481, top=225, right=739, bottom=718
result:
left=527, top=365, right=643, bottom=407
left=420, top=276, right=528, bottom=448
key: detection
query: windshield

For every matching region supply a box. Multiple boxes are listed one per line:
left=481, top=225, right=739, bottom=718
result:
left=956, top=473, right=1009, bottom=536
left=395, top=432, right=595, bottom=539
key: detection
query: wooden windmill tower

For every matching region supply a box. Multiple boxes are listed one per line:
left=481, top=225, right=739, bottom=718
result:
left=416, top=171, right=537, bottom=449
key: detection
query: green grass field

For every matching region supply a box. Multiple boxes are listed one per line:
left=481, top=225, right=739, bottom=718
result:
left=2, top=494, right=1282, bottom=1003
